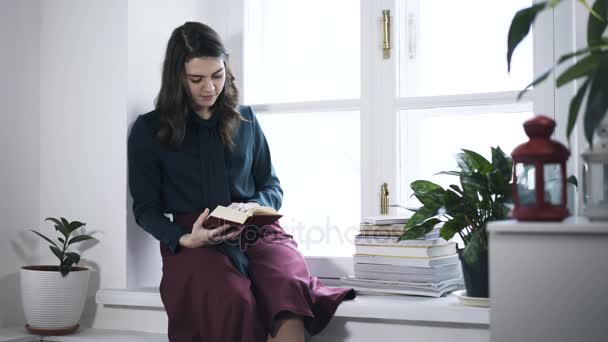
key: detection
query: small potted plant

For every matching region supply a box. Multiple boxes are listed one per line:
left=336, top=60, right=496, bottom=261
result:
left=399, top=147, right=514, bottom=298
left=21, top=217, right=96, bottom=336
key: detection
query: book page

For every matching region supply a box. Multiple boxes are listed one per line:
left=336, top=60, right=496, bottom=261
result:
left=247, top=206, right=278, bottom=216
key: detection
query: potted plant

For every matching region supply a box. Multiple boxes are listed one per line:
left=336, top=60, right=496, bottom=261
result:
left=21, top=217, right=96, bottom=336
left=507, top=0, right=607, bottom=146
left=399, top=147, right=513, bottom=298
left=508, top=1, right=606, bottom=219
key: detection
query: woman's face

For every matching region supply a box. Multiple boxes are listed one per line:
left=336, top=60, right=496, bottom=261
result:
left=183, top=57, right=226, bottom=112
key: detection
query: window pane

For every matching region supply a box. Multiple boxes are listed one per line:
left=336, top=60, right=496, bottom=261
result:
left=397, top=0, right=533, bottom=97
left=517, top=163, right=537, bottom=205
left=257, top=111, right=360, bottom=256
left=398, top=105, right=532, bottom=207
left=244, top=0, right=360, bottom=104
left=544, top=163, right=562, bottom=205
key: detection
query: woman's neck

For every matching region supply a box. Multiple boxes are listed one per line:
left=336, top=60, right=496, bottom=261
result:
left=195, top=107, right=212, bottom=120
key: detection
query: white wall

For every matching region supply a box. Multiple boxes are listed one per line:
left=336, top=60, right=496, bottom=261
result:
left=38, top=0, right=128, bottom=327
left=0, top=0, right=41, bottom=328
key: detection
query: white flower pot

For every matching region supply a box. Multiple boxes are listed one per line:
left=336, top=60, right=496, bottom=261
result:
left=20, top=266, right=90, bottom=335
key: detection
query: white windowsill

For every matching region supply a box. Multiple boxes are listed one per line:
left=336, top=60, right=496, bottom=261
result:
left=96, top=287, right=489, bottom=326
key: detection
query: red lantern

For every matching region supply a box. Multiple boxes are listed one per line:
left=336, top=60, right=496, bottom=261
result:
left=511, top=115, right=570, bottom=221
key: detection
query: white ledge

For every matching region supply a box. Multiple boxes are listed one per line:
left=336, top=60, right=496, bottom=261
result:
left=488, top=217, right=608, bottom=235
left=96, top=287, right=489, bottom=326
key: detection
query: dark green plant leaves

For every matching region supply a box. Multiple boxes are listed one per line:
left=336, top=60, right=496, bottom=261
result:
left=65, top=252, right=80, bottom=265
left=568, top=79, right=591, bottom=142
left=556, top=54, right=601, bottom=87
left=410, top=180, right=444, bottom=195
left=60, top=258, right=75, bottom=277
left=440, top=218, right=467, bottom=241
left=399, top=218, right=441, bottom=241
left=435, top=171, right=461, bottom=177
left=584, top=56, right=608, bottom=146
left=491, top=146, right=512, bottom=181
left=507, top=2, right=548, bottom=72
left=30, top=230, right=59, bottom=249
left=588, top=0, right=608, bottom=47
left=462, top=228, right=488, bottom=268
left=46, top=217, right=69, bottom=238
left=68, top=221, right=85, bottom=234
left=405, top=206, right=436, bottom=229
left=50, top=246, right=62, bottom=260
left=68, top=235, right=96, bottom=245
left=461, top=149, right=493, bottom=174
left=567, top=175, right=579, bottom=188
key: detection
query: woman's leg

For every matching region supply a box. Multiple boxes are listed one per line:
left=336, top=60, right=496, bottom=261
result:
left=160, top=242, right=267, bottom=342
left=267, top=312, right=305, bottom=342
left=243, top=223, right=355, bottom=338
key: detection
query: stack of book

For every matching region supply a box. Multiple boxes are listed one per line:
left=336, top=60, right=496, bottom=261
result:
left=341, top=219, right=463, bottom=297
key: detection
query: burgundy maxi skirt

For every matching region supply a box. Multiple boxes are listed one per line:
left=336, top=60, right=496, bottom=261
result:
left=159, top=213, right=356, bottom=342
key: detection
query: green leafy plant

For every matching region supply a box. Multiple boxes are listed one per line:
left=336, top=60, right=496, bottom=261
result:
left=30, top=217, right=96, bottom=276
left=399, top=147, right=513, bottom=267
left=507, top=0, right=608, bottom=146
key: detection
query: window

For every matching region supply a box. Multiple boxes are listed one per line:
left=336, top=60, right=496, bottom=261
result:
left=245, top=0, right=360, bottom=257
left=243, top=0, right=539, bottom=259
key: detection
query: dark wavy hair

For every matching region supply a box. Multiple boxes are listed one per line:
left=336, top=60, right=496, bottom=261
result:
left=155, top=22, right=241, bottom=149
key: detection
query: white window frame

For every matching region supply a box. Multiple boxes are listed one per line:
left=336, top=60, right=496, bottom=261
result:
left=217, top=0, right=569, bottom=279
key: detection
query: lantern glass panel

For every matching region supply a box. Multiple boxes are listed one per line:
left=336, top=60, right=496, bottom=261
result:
left=543, top=163, right=563, bottom=206
left=516, top=163, right=536, bottom=205
left=583, top=160, right=608, bottom=207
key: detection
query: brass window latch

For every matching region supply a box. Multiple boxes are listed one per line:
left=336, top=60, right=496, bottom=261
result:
left=380, top=182, right=390, bottom=215
left=382, top=9, right=391, bottom=59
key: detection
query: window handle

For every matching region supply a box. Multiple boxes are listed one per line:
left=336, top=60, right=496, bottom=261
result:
left=408, top=13, right=416, bottom=60
left=382, top=9, right=391, bottom=59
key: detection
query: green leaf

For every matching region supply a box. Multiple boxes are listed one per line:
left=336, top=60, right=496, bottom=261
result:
left=462, top=229, right=488, bottom=267
left=49, top=246, right=62, bottom=261
left=583, top=57, right=608, bottom=146
left=434, top=171, right=461, bottom=177
left=60, top=217, right=70, bottom=229
left=58, top=237, right=65, bottom=244
left=410, top=180, right=444, bottom=195
left=399, top=218, right=441, bottom=241
left=405, top=206, right=436, bottom=229
left=557, top=41, right=608, bottom=65
left=567, top=175, right=579, bottom=189
left=60, top=259, right=74, bottom=277
left=68, top=221, right=85, bottom=234
left=29, top=230, right=59, bottom=249
left=461, top=149, right=493, bottom=175
left=518, top=68, right=553, bottom=100
left=588, top=0, right=608, bottom=47
left=415, top=188, right=445, bottom=212
left=579, top=0, right=605, bottom=22
left=449, top=184, right=464, bottom=195
left=440, top=219, right=468, bottom=241
left=65, top=252, right=81, bottom=265
left=491, top=146, right=513, bottom=180
left=508, top=3, right=548, bottom=72
left=444, top=189, right=467, bottom=217
left=46, top=217, right=69, bottom=238
left=556, top=54, right=601, bottom=87
left=567, top=78, right=591, bottom=142
left=68, top=234, right=96, bottom=245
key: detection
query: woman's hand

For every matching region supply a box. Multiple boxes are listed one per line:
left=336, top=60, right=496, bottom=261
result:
left=179, top=208, right=244, bottom=248
left=228, top=201, right=260, bottom=213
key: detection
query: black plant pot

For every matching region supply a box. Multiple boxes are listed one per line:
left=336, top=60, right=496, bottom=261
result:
left=458, top=248, right=489, bottom=298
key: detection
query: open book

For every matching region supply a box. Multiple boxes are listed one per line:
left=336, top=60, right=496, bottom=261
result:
left=203, top=205, right=282, bottom=229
